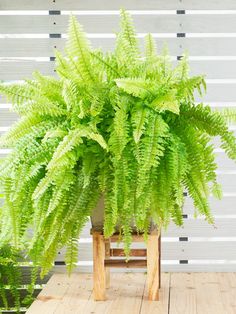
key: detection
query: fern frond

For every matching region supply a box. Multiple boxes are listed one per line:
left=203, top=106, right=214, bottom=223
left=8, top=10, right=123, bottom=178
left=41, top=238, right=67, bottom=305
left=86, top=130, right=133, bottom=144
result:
left=115, top=78, right=154, bottom=98
left=66, top=15, right=95, bottom=82
left=145, top=33, right=157, bottom=59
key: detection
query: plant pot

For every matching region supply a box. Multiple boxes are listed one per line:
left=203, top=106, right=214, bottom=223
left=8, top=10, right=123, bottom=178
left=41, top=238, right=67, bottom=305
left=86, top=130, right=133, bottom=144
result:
left=90, top=196, right=157, bottom=233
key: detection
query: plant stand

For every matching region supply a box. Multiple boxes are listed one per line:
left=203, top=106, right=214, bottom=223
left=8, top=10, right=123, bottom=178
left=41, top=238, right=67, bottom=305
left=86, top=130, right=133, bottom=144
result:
left=91, top=229, right=161, bottom=301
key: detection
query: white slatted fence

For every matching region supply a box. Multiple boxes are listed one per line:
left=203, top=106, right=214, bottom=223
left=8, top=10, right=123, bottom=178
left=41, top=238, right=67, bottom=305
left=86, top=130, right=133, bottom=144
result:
left=0, top=0, right=236, bottom=272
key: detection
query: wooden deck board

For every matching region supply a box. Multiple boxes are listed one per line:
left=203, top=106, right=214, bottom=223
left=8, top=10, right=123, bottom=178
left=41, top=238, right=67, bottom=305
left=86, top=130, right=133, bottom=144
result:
left=26, top=272, right=236, bottom=314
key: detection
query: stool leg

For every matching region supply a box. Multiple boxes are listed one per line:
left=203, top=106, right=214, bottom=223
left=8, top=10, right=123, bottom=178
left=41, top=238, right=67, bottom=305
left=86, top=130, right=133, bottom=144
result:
left=147, top=230, right=160, bottom=301
left=93, top=231, right=106, bottom=301
left=159, top=233, right=161, bottom=289
left=105, top=239, right=110, bottom=288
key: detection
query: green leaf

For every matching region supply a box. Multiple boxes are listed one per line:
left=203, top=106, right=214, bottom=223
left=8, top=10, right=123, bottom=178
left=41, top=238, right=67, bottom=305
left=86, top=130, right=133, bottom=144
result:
left=151, top=90, right=179, bottom=114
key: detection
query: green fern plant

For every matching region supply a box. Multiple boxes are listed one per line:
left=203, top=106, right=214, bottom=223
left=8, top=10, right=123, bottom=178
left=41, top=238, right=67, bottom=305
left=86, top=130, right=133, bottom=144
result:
left=0, top=9, right=236, bottom=275
left=0, top=245, right=37, bottom=313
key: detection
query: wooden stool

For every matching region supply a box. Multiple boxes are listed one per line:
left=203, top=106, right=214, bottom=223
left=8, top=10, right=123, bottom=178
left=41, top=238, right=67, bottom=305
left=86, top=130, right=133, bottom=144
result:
left=91, top=229, right=161, bottom=301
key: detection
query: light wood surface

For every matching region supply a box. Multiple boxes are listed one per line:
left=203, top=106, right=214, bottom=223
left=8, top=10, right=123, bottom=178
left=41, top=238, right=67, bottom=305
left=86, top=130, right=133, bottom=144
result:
left=105, top=239, right=110, bottom=289
left=26, top=272, right=236, bottom=314
left=93, top=232, right=106, bottom=301
left=147, top=231, right=160, bottom=301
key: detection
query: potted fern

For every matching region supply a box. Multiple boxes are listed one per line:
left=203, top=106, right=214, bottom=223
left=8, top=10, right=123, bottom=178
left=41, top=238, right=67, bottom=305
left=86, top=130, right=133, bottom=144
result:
left=0, top=10, right=236, bottom=277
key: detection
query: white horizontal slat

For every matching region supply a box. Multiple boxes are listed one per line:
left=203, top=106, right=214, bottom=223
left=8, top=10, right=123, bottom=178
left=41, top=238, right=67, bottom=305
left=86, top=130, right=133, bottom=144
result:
left=0, top=109, right=18, bottom=126
left=0, top=15, right=182, bottom=34
left=56, top=241, right=236, bottom=261
left=217, top=174, right=236, bottom=194
left=165, top=219, right=236, bottom=237
left=215, top=153, right=236, bottom=171
left=0, top=38, right=62, bottom=57
left=0, top=61, right=55, bottom=80
left=184, top=196, right=236, bottom=215
left=174, top=38, right=236, bottom=56
left=0, top=38, right=180, bottom=58
left=1, top=0, right=236, bottom=10
left=2, top=59, right=236, bottom=80
left=189, top=60, right=236, bottom=79
left=2, top=38, right=236, bottom=59
left=2, top=14, right=236, bottom=35
left=195, top=84, right=236, bottom=102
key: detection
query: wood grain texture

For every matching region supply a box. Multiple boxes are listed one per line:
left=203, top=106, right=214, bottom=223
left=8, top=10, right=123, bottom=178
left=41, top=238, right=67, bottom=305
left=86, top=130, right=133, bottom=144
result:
left=147, top=231, right=160, bottom=301
left=169, top=273, right=197, bottom=314
left=92, top=232, right=106, bottom=301
left=105, top=239, right=110, bottom=289
left=110, top=248, right=147, bottom=257
left=26, top=273, right=236, bottom=314
left=104, top=259, right=147, bottom=268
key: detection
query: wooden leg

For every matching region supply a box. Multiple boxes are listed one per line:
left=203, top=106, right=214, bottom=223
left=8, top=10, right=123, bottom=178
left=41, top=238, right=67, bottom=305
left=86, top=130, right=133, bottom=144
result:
left=147, top=230, right=160, bottom=301
left=159, top=233, right=161, bottom=289
left=105, top=238, right=110, bottom=288
left=92, top=231, right=106, bottom=301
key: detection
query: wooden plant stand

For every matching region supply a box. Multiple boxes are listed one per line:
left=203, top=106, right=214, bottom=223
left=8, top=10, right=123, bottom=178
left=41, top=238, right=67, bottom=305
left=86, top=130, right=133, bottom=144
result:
left=91, top=229, right=161, bottom=301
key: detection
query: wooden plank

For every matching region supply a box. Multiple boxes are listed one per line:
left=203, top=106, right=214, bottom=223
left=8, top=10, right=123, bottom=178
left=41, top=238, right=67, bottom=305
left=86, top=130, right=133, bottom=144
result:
left=195, top=84, right=236, bottom=102
left=217, top=174, right=236, bottom=194
left=3, top=59, right=236, bottom=80
left=105, top=238, right=110, bottom=288
left=0, top=38, right=181, bottom=58
left=1, top=0, right=236, bottom=10
left=189, top=60, right=236, bottom=79
left=164, top=242, right=236, bottom=260
left=26, top=273, right=92, bottom=314
left=2, top=14, right=236, bottom=34
left=165, top=218, right=236, bottom=237
left=0, top=109, right=18, bottom=126
left=83, top=273, right=146, bottom=314
left=215, top=153, right=236, bottom=172
left=140, top=273, right=170, bottom=314
left=175, top=38, right=236, bottom=56
left=0, top=39, right=63, bottom=58
left=169, top=273, right=197, bottom=314
left=217, top=273, right=236, bottom=314
left=163, top=265, right=236, bottom=272
left=110, top=248, right=146, bottom=257
left=178, top=15, right=236, bottom=33
left=2, top=38, right=236, bottom=59
left=194, top=273, right=225, bottom=314
left=92, top=232, right=106, bottom=300
left=147, top=231, right=160, bottom=300
left=184, top=196, right=236, bottom=215
left=0, top=61, right=55, bottom=80
left=104, top=259, right=147, bottom=268
left=110, top=234, right=144, bottom=242
left=0, top=15, right=181, bottom=34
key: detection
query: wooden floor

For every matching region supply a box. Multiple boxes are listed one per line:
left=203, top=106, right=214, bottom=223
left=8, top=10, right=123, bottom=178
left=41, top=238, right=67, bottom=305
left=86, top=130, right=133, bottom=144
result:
left=26, top=272, right=236, bottom=314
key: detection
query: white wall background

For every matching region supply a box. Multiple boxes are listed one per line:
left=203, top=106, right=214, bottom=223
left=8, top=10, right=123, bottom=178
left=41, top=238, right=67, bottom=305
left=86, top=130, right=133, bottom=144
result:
left=0, top=0, right=236, bottom=272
